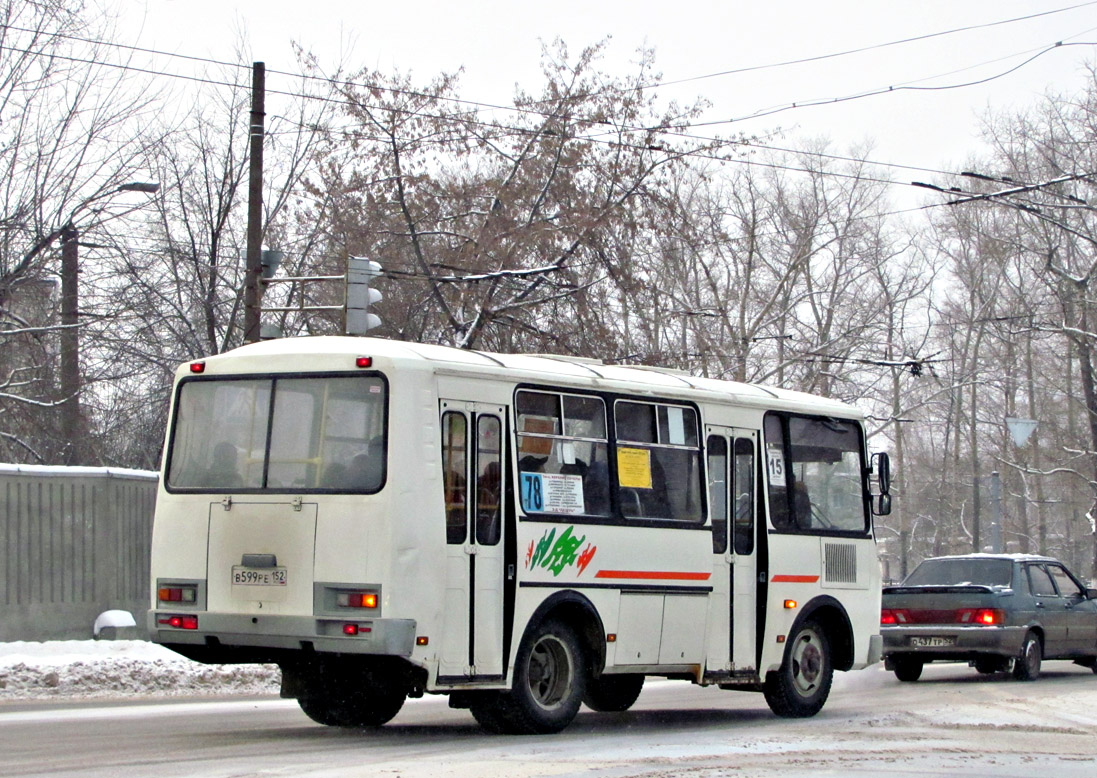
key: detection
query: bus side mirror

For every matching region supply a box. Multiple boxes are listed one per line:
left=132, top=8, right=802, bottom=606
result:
left=872, top=492, right=892, bottom=517
left=872, top=452, right=891, bottom=495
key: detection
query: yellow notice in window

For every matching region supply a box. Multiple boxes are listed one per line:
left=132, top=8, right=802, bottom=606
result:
left=617, top=447, right=653, bottom=489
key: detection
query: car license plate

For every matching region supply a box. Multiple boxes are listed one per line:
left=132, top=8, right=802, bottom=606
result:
left=910, top=636, right=955, bottom=648
left=231, top=566, right=287, bottom=586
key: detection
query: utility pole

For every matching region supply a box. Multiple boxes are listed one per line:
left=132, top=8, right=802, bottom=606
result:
left=59, top=224, right=81, bottom=464
left=243, top=61, right=266, bottom=344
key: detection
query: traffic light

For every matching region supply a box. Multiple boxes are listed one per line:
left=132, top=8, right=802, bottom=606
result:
left=346, top=256, right=382, bottom=335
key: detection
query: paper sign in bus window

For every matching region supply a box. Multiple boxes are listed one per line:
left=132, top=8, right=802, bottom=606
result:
left=766, top=444, right=787, bottom=488
left=520, top=472, right=585, bottom=515
left=666, top=406, right=686, bottom=445
left=617, top=447, right=653, bottom=489
left=519, top=416, right=556, bottom=456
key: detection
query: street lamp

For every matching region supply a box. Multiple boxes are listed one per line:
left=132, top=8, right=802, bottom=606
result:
left=59, top=181, right=160, bottom=464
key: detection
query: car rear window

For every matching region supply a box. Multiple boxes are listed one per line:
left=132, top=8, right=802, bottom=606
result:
left=902, top=558, right=1013, bottom=587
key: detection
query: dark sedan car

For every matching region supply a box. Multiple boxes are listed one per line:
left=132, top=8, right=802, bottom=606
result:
left=882, top=554, right=1097, bottom=681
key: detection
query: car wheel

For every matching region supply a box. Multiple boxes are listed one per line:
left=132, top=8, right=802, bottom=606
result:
left=764, top=619, right=832, bottom=717
left=973, top=657, right=1007, bottom=675
left=1012, top=631, right=1042, bottom=681
left=892, top=656, right=924, bottom=682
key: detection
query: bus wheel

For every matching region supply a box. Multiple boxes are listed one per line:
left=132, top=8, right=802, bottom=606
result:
left=297, top=694, right=345, bottom=726
left=763, top=619, right=832, bottom=718
left=583, top=673, right=644, bottom=712
left=297, top=673, right=406, bottom=727
left=485, top=618, right=587, bottom=734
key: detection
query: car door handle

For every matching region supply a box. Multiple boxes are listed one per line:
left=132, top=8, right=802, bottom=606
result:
left=1035, top=602, right=1045, bottom=608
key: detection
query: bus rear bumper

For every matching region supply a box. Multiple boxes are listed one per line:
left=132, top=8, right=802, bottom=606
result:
left=147, top=610, right=417, bottom=661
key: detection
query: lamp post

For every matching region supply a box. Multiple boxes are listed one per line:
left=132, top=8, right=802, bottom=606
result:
left=58, top=181, right=159, bottom=464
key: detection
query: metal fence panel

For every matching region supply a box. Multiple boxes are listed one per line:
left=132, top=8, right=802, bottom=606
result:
left=0, top=465, right=157, bottom=641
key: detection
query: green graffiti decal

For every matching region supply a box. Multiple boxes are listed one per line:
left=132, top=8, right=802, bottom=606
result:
left=529, top=527, right=556, bottom=569
left=527, top=526, right=593, bottom=576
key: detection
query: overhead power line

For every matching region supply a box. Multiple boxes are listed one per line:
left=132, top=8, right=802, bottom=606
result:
left=5, top=5, right=1094, bottom=178
left=653, top=1, right=1097, bottom=90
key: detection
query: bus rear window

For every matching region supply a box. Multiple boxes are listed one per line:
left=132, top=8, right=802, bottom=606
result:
left=166, top=374, right=386, bottom=492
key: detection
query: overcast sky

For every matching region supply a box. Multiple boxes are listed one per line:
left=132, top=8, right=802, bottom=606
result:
left=124, top=1, right=1097, bottom=206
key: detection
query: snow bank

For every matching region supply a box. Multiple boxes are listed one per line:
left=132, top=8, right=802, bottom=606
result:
left=0, top=641, right=280, bottom=700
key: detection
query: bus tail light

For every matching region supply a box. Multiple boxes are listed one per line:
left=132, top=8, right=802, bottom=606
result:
left=355, top=356, right=373, bottom=368
left=337, top=591, right=378, bottom=609
left=189, top=361, right=205, bottom=373
left=159, top=615, right=198, bottom=630
left=159, top=586, right=197, bottom=604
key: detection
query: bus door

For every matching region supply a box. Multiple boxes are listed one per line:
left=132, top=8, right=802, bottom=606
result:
left=439, top=399, right=506, bottom=681
left=706, top=427, right=759, bottom=675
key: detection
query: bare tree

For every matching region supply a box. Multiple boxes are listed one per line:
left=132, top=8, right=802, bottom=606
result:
left=0, top=0, right=162, bottom=462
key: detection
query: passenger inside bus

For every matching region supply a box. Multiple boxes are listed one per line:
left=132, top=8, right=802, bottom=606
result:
left=347, top=447, right=383, bottom=491
left=206, top=442, right=242, bottom=487
left=792, top=480, right=813, bottom=528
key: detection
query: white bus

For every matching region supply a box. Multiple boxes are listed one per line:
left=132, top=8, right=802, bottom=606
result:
left=149, top=336, right=890, bottom=734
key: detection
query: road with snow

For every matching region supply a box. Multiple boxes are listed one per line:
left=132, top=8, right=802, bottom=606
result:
left=2, top=658, right=1097, bottom=777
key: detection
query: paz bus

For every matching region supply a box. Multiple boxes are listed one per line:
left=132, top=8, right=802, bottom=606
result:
left=149, top=336, right=890, bottom=734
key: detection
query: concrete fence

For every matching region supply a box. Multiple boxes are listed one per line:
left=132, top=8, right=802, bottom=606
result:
left=0, top=464, right=158, bottom=642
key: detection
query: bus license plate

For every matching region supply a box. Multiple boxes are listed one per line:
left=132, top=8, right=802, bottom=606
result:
left=910, top=636, right=955, bottom=648
left=231, top=566, right=288, bottom=586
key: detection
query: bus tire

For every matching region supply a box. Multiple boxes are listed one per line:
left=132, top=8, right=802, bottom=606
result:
left=583, top=673, right=644, bottom=712
left=763, top=618, right=832, bottom=718
left=297, top=675, right=406, bottom=728
left=297, top=694, right=345, bottom=726
left=486, top=618, right=587, bottom=734
left=1012, top=631, right=1041, bottom=681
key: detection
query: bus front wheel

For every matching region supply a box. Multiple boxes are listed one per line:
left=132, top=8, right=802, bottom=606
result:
left=763, top=618, right=833, bottom=718
left=474, top=618, right=587, bottom=734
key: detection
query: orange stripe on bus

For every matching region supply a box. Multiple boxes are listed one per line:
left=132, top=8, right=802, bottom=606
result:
left=594, top=570, right=712, bottom=581
left=770, top=574, right=820, bottom=583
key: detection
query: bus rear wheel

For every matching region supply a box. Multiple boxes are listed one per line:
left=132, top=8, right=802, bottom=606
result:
left=764, top=619, right=832, bottom=718
left=294, top=661, right=407, bottom=728
left=476, top=618, right=587, bottom=734
left=583, top=673, right=644, bottom=712
left=298, top=684, right=406, bottom=728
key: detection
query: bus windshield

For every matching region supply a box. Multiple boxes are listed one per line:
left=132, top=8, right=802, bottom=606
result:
left=166, top=374, right=387, bottom=492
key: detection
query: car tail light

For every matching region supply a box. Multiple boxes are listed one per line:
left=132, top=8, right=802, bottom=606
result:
left=881, top=608, right=909, bottom=625
left=958, top=608, right=1004, bottom=625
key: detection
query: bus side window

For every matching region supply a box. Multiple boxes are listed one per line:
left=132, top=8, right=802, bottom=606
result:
left=732, top=437, right=755, bottom=555
left=475, top=416, right=502, bottom=546
left=764, top=415, right=792, bottom=530
left=707, top=435, right=728, bottom=554
left=441, top=411, right=468, bottom=544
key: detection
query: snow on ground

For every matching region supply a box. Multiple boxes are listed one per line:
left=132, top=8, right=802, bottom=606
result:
left=0, top=641, right=280, bottom=699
